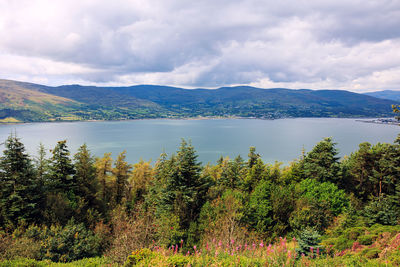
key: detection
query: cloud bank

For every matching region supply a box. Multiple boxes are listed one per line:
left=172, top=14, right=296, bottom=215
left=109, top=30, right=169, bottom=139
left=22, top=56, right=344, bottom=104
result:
left=0, top=0, right=399, bottom=92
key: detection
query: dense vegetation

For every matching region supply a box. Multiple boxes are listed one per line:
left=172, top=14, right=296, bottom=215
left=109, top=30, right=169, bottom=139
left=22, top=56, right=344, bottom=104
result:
left=0, top=133, right=400, bottom=265
left=0, top=79, right=397, bottom=122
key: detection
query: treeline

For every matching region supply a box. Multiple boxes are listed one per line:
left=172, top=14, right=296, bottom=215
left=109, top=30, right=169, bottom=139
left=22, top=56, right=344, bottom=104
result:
left=0, top=134, right=400, bottom=263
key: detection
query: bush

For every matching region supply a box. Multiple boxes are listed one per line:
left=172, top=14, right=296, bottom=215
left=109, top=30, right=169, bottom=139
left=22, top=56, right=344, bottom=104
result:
left=361, top=248, right=380, bottom=259
left=0, top=258, right=47, bottom=267
left=124, top=248, right=154, bottom=267
left=364, top=197, right=400, bottom=226
left=167, top=254, right=190, bottom=267
left=295, top=227, right=322, bottom=257
left=357, top=234, right=375, bottom=246
left=39, top=220, right=101, bottom=262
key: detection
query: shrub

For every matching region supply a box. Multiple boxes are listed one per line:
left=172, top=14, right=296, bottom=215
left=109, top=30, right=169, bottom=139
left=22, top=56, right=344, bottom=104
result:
left=364, top=196, right=400, bottom=226
left=333, top=236, right=354, bottom=251
left=124, top=248, right=154, bottom=267
left=295, top=227, right=322, bottom=257
left=361, top=247, right=380, bottom=259
left=357, top=234, right=375, bottom=246
left=39, top=220, right=101, bottom=262
left=106, top=206, right=156, bottom=264
left=167, top=254, right=190, bottom=267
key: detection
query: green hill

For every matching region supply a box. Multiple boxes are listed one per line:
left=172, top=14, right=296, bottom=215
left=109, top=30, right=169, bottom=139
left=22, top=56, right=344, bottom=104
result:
left=0, top=79, right=397, bottom=122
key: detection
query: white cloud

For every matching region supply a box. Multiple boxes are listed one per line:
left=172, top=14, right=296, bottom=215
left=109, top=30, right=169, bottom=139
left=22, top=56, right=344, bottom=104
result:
left=0, top=0, right=399, bottom=91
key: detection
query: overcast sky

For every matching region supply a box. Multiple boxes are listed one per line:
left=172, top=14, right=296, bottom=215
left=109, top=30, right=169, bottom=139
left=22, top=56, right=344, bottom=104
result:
left=0, top=0, right=399, bottom=92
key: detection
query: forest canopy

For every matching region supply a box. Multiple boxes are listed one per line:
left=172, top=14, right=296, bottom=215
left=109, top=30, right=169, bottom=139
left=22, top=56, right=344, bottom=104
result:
left=0, top=134, right=399, bottom=265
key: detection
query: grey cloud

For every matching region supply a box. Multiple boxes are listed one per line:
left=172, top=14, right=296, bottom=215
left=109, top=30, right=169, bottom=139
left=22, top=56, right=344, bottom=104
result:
left=0, top=0, right=399, bottom=91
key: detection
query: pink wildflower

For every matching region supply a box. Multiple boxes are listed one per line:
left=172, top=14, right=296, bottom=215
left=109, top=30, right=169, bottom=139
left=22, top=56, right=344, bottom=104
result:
left=260, top=241, right=264, bottom=247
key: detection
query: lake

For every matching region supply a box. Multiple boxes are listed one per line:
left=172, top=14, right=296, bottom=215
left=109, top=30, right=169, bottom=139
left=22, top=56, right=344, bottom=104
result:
left=0, top=118, right=398, bottom=165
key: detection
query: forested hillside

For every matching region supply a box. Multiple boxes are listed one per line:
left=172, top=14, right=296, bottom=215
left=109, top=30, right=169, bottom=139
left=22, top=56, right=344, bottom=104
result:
left=0, top=134, right=400, bottom=265
left=0, top=79, right=397, bottom=122
left=364, top=90, right=400, bottom=101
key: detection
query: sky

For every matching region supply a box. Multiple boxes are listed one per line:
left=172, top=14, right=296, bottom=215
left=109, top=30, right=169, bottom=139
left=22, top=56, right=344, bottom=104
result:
left=0, top=0, right=399, bottom=92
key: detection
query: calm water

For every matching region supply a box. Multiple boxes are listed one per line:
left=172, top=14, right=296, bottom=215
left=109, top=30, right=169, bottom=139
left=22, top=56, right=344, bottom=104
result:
left=0, top=118, right=398, bottom=164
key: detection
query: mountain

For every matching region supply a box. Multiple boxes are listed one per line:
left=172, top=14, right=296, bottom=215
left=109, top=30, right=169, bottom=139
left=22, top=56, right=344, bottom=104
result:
left=0, top=79, right=398, bottom=122
left=364, top=90, right=400, bottom=101
left=0, top=80, right=82, bottom=122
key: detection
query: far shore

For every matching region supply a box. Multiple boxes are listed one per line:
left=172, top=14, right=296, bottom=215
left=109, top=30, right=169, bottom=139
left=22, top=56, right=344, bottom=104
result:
left=0, top=115, right=398, bottom=126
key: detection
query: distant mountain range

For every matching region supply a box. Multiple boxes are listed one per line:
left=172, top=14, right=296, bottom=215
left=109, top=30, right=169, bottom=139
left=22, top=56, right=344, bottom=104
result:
left=364, top=90, right=400, bottom=101
left=0, top=79, right=398, bottom=122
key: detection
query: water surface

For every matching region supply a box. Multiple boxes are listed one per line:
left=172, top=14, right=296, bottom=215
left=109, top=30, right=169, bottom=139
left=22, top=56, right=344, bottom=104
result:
left=0, top=118, right=398, bottom=164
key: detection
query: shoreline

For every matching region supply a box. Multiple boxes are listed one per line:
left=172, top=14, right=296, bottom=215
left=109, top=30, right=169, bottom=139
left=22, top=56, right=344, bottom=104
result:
left=0, top=116, right=398, bottom=126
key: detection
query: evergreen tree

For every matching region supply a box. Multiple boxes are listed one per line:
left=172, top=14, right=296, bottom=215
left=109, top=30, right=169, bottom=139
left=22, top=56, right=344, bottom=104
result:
left=112, top=150, right=132, bottom=205
left=73, top=144, right=101, bottom=224
left=247, top=146, right=260, bottom=169
left=160, top=139, right=210, bottom=231
left=48, top=140, right=76, bottom=192
left=243, top=157, right=266, bottom=193
left=94, top=153, right=113, bottom=208
left=0, top=134, right=42, bottom=228
left=45, top=140, right=77, bottom=225
left=35, top=143, right=49, bottom=183
left=302, top=137, right=341, bottom=184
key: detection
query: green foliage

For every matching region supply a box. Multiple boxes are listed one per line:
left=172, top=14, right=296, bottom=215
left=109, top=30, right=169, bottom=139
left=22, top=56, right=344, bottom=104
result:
left=166, top=254, right=189, bottom=267
left=112, top=151, right=132, bottom=205
left=0, top=257, right=111, bottom=267
left=245, top=179, right=273, bottom=234
left=243, top=157, right=266, bottom=193
left=48, top=140, right=76, bottom=193
left=290, top=198, right=333, bottom=233
left=296, top=227, right=322, bottom=257
left=73, top=144, right=102, bottom=226
left=39, top=220, right=101, bottom=262
left=298, top=179, right=349, bottom=216
left=364, top=196, right=400, bottom=226
left=0, top=134, right=400, bottom=265
left=301, top=137, right=342, bottom=184
left=0, top=134, right=42, bottom=228
left=155, top=139, right=210, bottom=237
left=361, top=248, right=380, bottom=259
left=124, top=248, right=154, bottom=267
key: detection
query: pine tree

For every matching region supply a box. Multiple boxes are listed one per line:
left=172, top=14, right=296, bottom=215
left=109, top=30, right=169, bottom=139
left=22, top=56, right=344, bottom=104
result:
left=113, top=150, right=132, bottom=205
left=0, top=134, right=42, bottom=228
left=160, top=139, right=210, bottom=230
left=247, top=146, right=260, bottom=169
left=302, top=137, right=341, bottom=184
left=94, top=153, right=113, bottom=207
left=48, top=140, right=76, bottom=192
left=73, top=144, right=101, bottom=223
left=35, top=143, right=49, bottom=183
